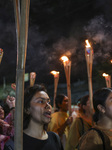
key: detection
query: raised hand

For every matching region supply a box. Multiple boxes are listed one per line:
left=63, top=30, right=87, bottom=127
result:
left=6, top=95, right=15, bottom=109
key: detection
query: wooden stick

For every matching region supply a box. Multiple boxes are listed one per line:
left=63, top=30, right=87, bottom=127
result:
left=64, top=61, right=71, bottom=115
left=13, top=0, right=30, bottom=150
left=53, top=75, right=59, bottom=109
left=85, top=43, right=94, bottom=118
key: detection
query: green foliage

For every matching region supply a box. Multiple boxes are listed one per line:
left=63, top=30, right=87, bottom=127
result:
left=0, top=84, right=15, bottom=100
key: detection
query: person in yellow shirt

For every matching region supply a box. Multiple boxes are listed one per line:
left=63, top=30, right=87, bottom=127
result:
left=65, top=95, right=92, bottom=150
left=47, top=94, right=73, bottom=148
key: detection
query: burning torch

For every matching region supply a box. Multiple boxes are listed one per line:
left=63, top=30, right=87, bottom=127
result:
left=85, top=40, right=94, bottom=115
left=50, top=70, right=59, bottom=110
left=102, top=73, right=111, bottom=88
left=60, top=55, right=71, bottom=115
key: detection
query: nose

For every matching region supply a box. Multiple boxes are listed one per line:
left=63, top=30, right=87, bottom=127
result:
left=45, top=101, right=51, bottom=109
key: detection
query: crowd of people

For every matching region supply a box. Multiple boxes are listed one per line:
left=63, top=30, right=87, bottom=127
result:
left=0, top=84, right=112, bottom=150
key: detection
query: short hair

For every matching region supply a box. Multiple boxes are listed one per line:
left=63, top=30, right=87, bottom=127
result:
left=23, top=84, right=47, bottom=129
left=93, top=88, right=112, bottom=123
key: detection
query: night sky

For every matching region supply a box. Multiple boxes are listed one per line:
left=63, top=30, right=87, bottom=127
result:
left=0, top=0, right=112, bottom=86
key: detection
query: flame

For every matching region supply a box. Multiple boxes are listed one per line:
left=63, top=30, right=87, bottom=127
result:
left=85, top=40, right=91, bottom=47
left=50, top=71, right=59, bottom=75
left=110, top=60, right=112, bottom=63
left=61, top=56, right=69, bottom=62
left=102, top=73, right=108, bottom=77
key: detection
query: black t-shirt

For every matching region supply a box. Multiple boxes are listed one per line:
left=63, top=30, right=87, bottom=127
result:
left=23, top=131, right=64, bottom=150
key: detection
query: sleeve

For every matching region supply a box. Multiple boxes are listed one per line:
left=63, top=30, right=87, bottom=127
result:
left=0, top=119, right=12, bottom=136
left=65, top=118, right=83, bottom=150
left=4, top=113, right=12, bottom=125
left=79, top=130, right=104, bottom=150
left=4, top=114, right=14, bottom=137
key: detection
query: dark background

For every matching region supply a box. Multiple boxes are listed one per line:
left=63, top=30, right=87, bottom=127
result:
left=0, top=0, right=112, bottom=97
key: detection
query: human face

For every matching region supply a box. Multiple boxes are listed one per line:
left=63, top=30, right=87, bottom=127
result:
left=60, top=96, right=69, bottom=112
left=29, top=91, right=52, bottom=125
left=83, top=99, right=91, bottom=113
left=0, top=106, right=4, bottom=119
left=104, top=92, right=112, bottom=120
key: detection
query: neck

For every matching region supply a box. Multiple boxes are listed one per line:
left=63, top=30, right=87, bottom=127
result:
left=59, top=109, right=67, bottom=113
left=24, top=120, right=47, bottom=140
left=82, top=111, right=92, bottom=119
left=81, top=112, right=93, bottom=125
left=97, top=116, right=112, bottom=130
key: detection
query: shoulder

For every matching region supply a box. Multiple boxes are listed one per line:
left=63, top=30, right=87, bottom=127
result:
left=47, top=131, right=61, bottom=144
left=79, top=128, right=103, bottom=149
left=48, top=131, right=60, bottom=140
left=51, top=112, right=58, bottom=117
left=71, top=117, right=83, bottom=126
left=47, top=132, right=64, bottom=150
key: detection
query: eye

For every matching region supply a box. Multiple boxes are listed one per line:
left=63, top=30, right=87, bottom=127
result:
left=37, top=100, right=44, bottom=104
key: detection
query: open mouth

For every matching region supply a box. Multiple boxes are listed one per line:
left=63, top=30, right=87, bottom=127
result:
left=44, top=111, right=51, bottom=118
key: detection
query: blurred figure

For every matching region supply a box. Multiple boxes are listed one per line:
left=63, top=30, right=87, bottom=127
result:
left=0, top=96, right=15, bottom=150
left=79, top=88, right=112, bottom=150
left=71, top=105, right=80, bottom=120
left=23, top=84, right=64, bottom=150
left=65, top=95, right=92, bottom=150
left=47, top=94, right=73, bottom=148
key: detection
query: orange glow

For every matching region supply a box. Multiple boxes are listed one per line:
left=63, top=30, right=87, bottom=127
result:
left=50, top=70, right=59, bottom=75
left=102, top=73, right=108, bottom=77
left=110, top=60, right=112, bottom=63
left=60, top=56, right=69, bottom=62
left=85, top=40, right=91, bottom=47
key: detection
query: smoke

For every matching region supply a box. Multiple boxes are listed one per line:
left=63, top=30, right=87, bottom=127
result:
left=84, top=15, right=112, bottom=63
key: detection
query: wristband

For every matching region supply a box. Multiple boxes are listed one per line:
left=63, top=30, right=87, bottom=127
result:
left=10, top=107, right=15, bottom=111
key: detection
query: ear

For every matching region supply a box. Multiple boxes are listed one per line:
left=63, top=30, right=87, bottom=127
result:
left=97, top=104, right=105, bottom=114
